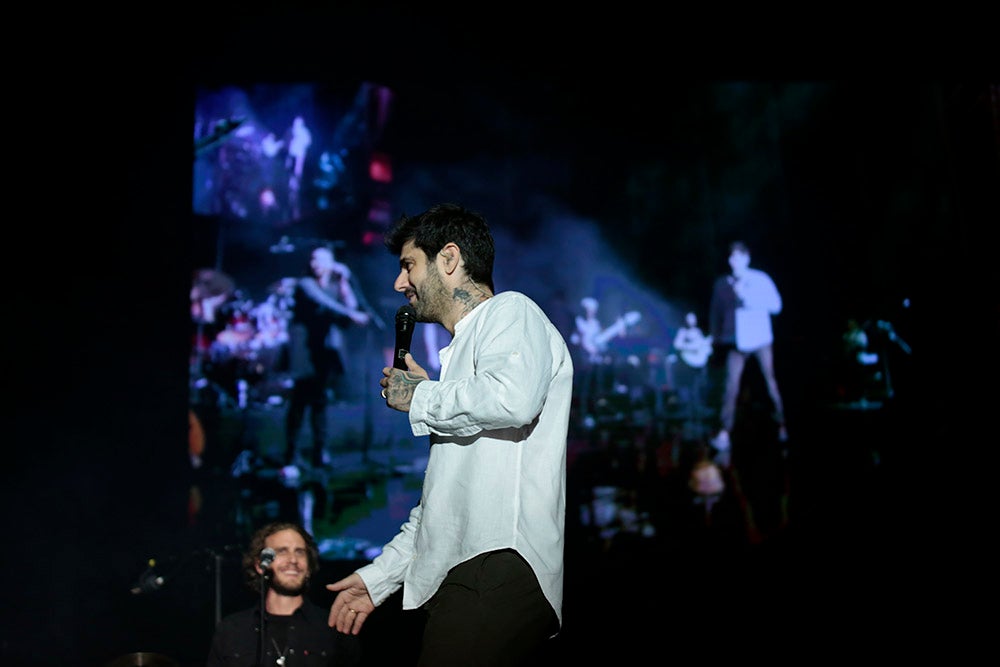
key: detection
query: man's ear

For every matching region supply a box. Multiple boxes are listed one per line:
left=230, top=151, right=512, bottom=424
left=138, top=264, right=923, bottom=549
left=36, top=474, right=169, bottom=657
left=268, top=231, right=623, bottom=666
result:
left=438, top=243, right=461, bottom=276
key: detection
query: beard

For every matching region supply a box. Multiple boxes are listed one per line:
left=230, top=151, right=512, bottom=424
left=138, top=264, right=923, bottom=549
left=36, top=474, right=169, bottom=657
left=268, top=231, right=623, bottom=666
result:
left=412, top=261, right=449, bottom=324
left=269, top=573, right=309, bottom=597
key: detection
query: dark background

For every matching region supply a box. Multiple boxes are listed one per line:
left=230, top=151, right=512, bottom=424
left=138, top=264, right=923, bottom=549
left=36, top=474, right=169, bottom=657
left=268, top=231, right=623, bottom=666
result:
left=4, top=8, right=996, bottom=666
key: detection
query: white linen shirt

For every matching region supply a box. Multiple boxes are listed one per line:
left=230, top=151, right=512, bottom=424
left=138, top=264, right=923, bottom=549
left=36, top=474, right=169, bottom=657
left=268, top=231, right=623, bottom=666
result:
left=734, top=268, right=782, bottom=353
left=355, top=291, right=574, bottom=627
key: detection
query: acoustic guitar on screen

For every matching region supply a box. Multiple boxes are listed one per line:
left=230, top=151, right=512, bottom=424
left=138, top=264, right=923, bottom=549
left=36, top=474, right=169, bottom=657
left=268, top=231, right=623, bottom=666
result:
left=676, top=334, right=713, bottom=368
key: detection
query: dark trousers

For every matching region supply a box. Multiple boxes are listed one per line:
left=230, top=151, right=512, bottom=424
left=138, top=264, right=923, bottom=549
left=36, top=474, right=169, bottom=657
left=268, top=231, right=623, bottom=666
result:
left=418, top=549, right=559, bottom=667
left=285, top=374, right=329, bottom=466
left=284, top=339, right=344, bottom=466
left=719, top=344, right=785, bottom=432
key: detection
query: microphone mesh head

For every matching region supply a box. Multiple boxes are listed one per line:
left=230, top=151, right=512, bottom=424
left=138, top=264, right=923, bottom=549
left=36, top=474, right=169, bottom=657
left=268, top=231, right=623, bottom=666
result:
left=396, top=304, right=416, bottom=326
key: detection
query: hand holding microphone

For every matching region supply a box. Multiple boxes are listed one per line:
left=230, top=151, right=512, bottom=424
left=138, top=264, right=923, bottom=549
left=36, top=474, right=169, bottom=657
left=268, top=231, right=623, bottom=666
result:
left=381, top=304, right=427, bottom=411
left=728, top=275, right=747, bottom=307
left=331, top=261, right=352, bottom=281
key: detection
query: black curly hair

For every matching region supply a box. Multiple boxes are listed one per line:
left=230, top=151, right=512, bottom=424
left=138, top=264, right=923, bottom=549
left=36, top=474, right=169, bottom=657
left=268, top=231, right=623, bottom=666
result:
left=384, top=202, right=495, bottom=292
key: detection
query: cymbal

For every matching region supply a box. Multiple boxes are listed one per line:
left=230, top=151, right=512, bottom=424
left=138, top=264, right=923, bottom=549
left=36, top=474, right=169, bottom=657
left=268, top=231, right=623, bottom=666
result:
left=192, top=268, right=235, bottom=298
left=103, top=652, right=179, bottom=667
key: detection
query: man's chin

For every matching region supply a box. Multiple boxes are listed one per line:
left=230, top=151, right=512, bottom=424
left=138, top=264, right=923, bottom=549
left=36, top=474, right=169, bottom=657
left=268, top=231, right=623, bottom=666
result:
left=270, top=576, right=308, bottom=597
left=413, top=302, right=431, bottom=323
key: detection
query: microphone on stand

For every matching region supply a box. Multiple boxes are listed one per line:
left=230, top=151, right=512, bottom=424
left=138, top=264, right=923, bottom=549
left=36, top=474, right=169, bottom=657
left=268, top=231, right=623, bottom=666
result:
left=259, top=547, right=276, bottom=572
left=394, top=304, right=417, bottom=370
left=877, top=320, right=912, bottom=354
left=257, top=546, right=277, bottom=664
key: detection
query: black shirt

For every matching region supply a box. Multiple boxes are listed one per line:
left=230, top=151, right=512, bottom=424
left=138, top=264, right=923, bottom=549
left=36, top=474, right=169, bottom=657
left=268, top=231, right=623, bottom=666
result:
left=206, top=599, right=361, bottom=667
left=709, top=274, right=739, bottom=346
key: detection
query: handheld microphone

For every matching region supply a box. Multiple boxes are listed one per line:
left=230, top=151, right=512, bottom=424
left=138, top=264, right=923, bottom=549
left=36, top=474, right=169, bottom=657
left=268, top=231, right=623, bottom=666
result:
left=260, top=547, right=276, bottom=571
left=394, top=304, right=417, bottom=370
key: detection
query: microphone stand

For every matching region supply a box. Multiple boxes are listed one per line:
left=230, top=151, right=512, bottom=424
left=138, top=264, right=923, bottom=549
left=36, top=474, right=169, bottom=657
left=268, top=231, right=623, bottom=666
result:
left=362, top=324, right=375, bottom=467
left=876, top=321, right=912, bottom=401
left=257, top=571, right=269, bottom=667
left=346, top=274, right=385, bottom=469
left=349, top=274, right=386, bottom=331
left=214, top=550, right=223, bottom=627
left=129, top=545, right=240, bottom=640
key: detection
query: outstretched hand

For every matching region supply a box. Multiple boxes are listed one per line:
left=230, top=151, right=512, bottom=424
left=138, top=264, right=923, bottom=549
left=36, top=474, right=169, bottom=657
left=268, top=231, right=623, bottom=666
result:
left=326, top=572, right=374, bottom=635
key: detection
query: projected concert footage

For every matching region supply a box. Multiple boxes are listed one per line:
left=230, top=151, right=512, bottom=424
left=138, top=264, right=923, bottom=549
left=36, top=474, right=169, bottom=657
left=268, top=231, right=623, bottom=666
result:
left=189, top=80, right=412, bottom=561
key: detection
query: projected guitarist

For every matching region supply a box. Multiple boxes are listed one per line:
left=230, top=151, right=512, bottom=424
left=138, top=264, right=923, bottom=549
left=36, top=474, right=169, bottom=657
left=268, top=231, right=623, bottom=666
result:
left=570, top=297, right=642, bottom=419
left=673, top=311, right=713, bottom=369
left=572, top=297, right=643, bottom=365
left=672, top=311, right=713, bottom=428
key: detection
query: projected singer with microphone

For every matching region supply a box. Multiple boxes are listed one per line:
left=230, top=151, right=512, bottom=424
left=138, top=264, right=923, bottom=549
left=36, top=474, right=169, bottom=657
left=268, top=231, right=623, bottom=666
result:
left=282, top=244, right=372, bottom=469
left=326, top=204, right=574, bottom=667
left=708, top=239, right=789, bottom=466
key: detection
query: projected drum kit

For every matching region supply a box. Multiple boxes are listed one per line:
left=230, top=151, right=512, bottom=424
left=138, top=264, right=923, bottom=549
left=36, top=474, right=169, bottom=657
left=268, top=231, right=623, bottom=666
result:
left=191, top=269, right=296, bottom=407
